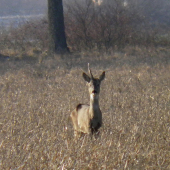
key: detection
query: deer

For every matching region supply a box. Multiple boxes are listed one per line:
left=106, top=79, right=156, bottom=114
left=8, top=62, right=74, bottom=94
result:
left=70, top=64, right=105, bottom=138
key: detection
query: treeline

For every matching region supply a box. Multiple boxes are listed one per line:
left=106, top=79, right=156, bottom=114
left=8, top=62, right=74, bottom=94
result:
left=0, top=0, right=170, bottom=54
left=65, top=0, right=170, bottom=50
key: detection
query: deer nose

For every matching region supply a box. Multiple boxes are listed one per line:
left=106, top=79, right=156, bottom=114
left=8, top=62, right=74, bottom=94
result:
left=92, top=90, right=97, bottom=94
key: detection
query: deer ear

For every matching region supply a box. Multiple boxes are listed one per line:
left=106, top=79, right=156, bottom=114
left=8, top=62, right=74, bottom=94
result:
left=99, top=71, right=105, bottom=81
left=83, top=72, right=91, bottom=82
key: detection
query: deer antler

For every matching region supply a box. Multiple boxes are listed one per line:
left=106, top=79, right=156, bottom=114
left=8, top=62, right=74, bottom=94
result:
left=88, top=63, right=93, bottom=79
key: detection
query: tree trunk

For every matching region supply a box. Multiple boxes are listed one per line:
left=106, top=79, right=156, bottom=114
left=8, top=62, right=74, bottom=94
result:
left=48, top=0, right=69, bottom=54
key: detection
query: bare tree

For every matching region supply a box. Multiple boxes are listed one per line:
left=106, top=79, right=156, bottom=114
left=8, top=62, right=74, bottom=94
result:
left=48, top=0, right=69, bottom=54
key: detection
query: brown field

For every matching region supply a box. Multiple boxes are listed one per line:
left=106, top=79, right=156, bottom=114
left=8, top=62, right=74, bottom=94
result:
left=0, top=47, right=170, bottom=169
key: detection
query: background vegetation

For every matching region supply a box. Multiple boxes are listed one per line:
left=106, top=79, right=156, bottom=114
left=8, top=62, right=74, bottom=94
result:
left=0, top=0, right=170, bottom=57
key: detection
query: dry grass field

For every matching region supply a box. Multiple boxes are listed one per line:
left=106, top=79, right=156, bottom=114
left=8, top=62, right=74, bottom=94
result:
left=0, top=47, right=170, bottom=169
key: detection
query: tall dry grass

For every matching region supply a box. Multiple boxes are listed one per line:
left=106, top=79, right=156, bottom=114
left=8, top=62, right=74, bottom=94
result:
left=0, top=47, right=170, bottom=169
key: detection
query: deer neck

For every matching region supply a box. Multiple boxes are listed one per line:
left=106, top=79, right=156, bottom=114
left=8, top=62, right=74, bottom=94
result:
left=89, top=94, right=100, bottom=118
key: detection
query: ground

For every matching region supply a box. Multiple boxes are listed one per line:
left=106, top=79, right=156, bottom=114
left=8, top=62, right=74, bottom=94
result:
left=0, top=47, right=170, bottom=169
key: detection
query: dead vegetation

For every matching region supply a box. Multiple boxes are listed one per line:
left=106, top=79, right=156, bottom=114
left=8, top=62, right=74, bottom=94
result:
left=0, top=48, right=170, bottom=169
left=0, top=1, right=170, bottom=169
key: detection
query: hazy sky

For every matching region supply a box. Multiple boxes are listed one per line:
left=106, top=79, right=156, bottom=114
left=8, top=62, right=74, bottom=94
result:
left=0, top=0, right=47, bottom=16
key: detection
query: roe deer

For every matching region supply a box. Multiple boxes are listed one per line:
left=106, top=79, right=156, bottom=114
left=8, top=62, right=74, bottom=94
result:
left=70, top=65, right=105, bottom=137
